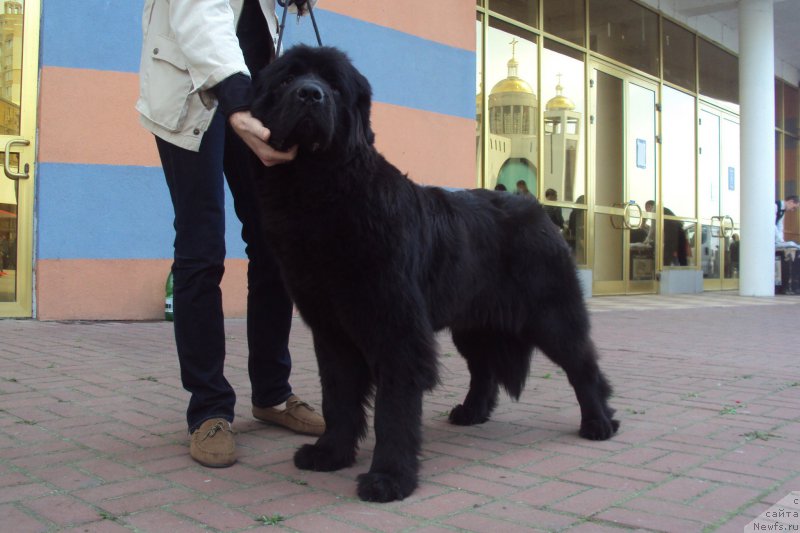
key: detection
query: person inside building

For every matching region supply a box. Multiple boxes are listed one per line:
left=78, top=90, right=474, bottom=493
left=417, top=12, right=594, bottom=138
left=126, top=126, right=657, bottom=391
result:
left=515, top=180, right=534, bottom=199
left=775, top=195, right=800, bottom=248
left=644, top=200, right=689, bottom=266
left=136, top=0, right=324, bottom=468
left=543, top=188, right=565, bottom=231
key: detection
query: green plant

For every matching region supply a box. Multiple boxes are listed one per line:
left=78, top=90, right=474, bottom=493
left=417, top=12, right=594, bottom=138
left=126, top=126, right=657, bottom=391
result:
left=258, top=514, right=286, bottom=526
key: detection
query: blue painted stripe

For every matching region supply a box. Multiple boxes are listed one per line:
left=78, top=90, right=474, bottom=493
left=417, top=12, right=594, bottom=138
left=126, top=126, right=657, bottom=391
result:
left=37, top=163, right=246, bottom=260
left=40, top=4, right=474, bottom=120
left=41, top=0, right=145, bottom=74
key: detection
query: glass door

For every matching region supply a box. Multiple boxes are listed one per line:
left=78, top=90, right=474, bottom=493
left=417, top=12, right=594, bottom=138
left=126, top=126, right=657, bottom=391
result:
left=0, top=0, right=39, bottom=317
left=698, top=106, right=740, bottom=291
left=590, top=64, right=658, bottom=295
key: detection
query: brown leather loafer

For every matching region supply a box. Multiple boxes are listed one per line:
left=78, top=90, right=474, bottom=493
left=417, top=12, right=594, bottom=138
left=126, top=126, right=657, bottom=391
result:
left=253, top=395, right=325, bottom=436
left=190, top=418, right=236, bottom=468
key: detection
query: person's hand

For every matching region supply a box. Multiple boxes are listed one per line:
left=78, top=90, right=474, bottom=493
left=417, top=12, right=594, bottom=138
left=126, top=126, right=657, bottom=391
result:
left=229, top=110, right=298, bottom=167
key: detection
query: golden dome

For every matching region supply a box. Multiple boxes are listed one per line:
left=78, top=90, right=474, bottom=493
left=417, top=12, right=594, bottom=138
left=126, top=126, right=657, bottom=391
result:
left=546, top=94, right=575, bottom=110
left=545, top=83, right=575, bottom=111
left=490, top=77, right=535, bottom=95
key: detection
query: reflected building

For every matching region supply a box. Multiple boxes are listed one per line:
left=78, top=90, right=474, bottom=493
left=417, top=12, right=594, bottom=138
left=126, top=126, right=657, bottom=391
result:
left=477, top=42, right=582, bottom=201
left=543, top=78, right=581, bottom=203
left=478, top=42, right=538, bottom=193
left=0, top=0, right=22, bottom=135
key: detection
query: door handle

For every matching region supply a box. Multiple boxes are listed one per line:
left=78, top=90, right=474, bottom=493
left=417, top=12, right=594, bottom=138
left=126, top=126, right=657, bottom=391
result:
left=4, top=139, right=30, bottom=180
left=622, top=201, right=644, bottom=229
left=722, top=216, right=735, bottom=238
left=710, top=215, right=722, bottom=238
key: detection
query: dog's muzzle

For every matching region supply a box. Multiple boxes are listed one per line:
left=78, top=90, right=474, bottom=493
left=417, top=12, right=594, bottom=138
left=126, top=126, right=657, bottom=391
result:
left=295, top=81, right=326, bottom=106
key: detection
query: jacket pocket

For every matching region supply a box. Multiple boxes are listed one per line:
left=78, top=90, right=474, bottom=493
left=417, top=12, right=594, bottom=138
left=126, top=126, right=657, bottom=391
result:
left=139, top=34, right=194, bottom=132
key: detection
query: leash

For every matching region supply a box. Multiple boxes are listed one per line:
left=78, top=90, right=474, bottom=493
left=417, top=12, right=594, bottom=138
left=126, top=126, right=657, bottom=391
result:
left=275, top=0, right=323, bottom=57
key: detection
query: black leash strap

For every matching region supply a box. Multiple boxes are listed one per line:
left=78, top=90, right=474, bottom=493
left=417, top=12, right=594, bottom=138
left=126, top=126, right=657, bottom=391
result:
left=275, top=0, right=323, bottom=57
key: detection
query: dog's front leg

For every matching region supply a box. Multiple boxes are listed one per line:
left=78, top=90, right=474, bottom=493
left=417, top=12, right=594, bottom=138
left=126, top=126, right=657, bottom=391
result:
left=294, top=330, right=370, bottom=472
left=357, top=373, right=424, bottom=503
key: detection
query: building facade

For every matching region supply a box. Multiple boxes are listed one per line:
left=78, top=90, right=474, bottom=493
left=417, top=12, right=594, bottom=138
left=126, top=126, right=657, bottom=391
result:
left=0, top=0, right=797, bottom=319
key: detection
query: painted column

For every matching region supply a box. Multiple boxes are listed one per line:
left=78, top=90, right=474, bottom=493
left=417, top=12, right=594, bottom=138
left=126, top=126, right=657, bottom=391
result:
left=738, top=0, right=775, bottom=296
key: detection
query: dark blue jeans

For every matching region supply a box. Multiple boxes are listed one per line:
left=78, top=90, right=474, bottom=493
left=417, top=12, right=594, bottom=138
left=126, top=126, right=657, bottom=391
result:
left=156, top=112, right=293, bottom=433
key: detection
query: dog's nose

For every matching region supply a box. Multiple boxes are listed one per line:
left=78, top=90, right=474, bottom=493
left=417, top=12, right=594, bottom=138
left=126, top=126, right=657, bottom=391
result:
left=296, top=82, right=325, bottom=105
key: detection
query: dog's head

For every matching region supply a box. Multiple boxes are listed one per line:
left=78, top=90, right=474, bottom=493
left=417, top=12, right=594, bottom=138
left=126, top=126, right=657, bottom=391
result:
left=251, top=45, right=375, bottom=159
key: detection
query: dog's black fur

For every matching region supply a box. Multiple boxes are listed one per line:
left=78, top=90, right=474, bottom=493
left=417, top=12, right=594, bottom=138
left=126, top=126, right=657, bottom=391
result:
left=250, top=45, right=619, bottom=502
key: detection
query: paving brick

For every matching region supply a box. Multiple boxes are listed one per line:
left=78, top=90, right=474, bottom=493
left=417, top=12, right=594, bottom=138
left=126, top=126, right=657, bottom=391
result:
left=549, top=488, right=629, bottom=516
left=22, top=494, right=103, bottom=527
left=478, top=501, right=580, bottom=530
left=398, top=490, right=491, bottom=519
left=170, top=499, right=258, bottom=530
left=0, top=503, right=49, bottom=532
left=123, top=509, right=209, bottom=532
left=445, top=511, right=548, bottom=532
left=282, top=512, right=369, bottom=532
left=594, top=506, right=704, bottom=532
left=510, top=480, right=586, bottom=506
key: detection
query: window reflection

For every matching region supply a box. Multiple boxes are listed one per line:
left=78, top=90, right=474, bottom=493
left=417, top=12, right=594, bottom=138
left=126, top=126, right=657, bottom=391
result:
left=784, top=84, right=798, bottom=135
left=543, top=39, right=585, bottom=204
left=785, top=136, right=799, bottom=243
left=662, top=86, right=696, bottom=218
left=0, top=0, right=23, bottom=135
left=543, top=0, right=584, bottom=46
left=0, top=0, right=22, bottom=303
left=482, top=18, right=538, bottom=196
left=476, top=15, right=484, bottom=186
left=488, top=0, right=537, bottom=28
left=699, top=39, right=739, bottom=111
left=662, top=19, right=695, bottom=91
left=589, top=0, right=659, bottom=77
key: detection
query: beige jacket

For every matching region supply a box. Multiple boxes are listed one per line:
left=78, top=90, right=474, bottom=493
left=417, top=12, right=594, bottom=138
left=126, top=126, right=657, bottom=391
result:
left=136, top=0, right=308, bottom=151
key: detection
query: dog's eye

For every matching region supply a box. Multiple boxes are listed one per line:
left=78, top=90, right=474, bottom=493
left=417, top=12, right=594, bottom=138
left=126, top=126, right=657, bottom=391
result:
left=280, top=75, right=295, bottom=87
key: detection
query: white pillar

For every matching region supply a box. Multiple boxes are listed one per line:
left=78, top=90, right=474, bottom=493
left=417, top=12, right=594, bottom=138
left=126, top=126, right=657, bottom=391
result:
left=738, top=0, right=775, bottom=297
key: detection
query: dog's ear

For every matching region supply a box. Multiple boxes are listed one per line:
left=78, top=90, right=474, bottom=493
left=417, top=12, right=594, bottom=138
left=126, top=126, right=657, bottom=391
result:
left=350, top=69, right=375, bottom=147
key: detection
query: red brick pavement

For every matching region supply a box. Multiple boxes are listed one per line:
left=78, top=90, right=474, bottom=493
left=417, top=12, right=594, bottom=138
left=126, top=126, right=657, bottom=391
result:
left=0, top=293, right=798, bottom=532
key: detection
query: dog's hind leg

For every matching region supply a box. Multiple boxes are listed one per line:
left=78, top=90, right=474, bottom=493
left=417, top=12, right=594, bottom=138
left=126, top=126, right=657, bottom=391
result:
left=448, top=329, right=508, bottom=425
left=294, top=329, right=371, bottom=472
left=531, top=312, right=619, bottom=440
left=449, top=330, right=534, bottom=425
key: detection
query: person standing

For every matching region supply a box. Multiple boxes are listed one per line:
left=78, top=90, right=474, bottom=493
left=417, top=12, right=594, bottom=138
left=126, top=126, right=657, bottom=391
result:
left=775, top=195, right=800, bottom=246
left=136, top=0, right=324, bottom=468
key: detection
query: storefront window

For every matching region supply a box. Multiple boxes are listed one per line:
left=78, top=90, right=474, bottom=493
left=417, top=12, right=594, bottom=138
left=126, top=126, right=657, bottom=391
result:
left=543, top=0, right=584, bottom=46
left=542, top=39, right=585, bottom=204
left=775, top=80, right=784, bottom=131
left=476, top=14, right=484, bottom=187
left=662, top=86, right=696, bottom=218
left=784, top=136, right=798, bottom=243
left=662, top=19, right=695, bottom=91
left=589, top=0, right=659, bottom=77
left=698, top=39, right=739, bottom=111
left=784, top=83, right=798, bottom=136
left=776, top=132, right=782, bottom=200
left=488, top=0, right=537, bottom=29
left=483, top=17, right=538, bottom=195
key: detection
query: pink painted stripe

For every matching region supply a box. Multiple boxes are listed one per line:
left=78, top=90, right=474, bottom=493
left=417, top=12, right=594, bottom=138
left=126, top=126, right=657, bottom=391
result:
left=38, top=67, right=161, bottom=167
left=37, top=67, right=476, bottom=189
left=323, top=0, right=475, bottom=51
left=36, top=259, right=247, bottom=320
left=373, top=103, right=476, bottom=189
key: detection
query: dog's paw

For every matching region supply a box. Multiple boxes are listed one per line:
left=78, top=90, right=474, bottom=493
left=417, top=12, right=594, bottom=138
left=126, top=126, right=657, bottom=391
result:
left=356, top=472, right=416, bottom=502
left=294, top=443, right=355, bottom=472
left=579, top=416, right=620, bottom=441
left=448, top=404, right=490, bottom=426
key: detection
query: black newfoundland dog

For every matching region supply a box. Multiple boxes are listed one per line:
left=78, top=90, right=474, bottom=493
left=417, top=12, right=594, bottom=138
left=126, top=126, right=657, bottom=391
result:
left=250, top=45, right=619, bottom=502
